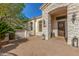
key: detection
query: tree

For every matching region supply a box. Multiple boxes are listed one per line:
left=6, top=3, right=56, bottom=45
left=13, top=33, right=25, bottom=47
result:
left=0, top=20, right=14, bottom=40
left=16, top=13, right=31, bottom=30
left=0, top=3, right=25, bottom=28
left=0, top=3, right=25, bottom=17
left=0, top=3, right=25, bottom=41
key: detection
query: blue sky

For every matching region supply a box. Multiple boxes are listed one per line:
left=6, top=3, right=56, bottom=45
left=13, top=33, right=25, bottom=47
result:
left=22, top=3, right=43, bottom=19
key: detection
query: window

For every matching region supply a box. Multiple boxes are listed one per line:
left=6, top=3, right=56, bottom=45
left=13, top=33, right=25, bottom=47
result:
left=38, top=20, right=42, bottom=32
left=56, top=16, right=67, bottom=20
left=30, top=22, right=33, bottom=30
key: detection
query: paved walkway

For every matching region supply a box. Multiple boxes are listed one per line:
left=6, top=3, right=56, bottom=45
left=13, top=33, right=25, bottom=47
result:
left=1, top=36, right=79, bottom=56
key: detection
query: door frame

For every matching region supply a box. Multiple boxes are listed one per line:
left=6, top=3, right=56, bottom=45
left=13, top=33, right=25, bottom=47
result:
left=57, top=19, right=66, bottom=37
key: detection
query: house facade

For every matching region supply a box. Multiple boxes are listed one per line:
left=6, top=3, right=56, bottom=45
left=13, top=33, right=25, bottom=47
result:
left=28, top=16, right=43, bottom=36
left=28, top=19, right=35, bottom=36
left=28, top=3, right=79, bottom=46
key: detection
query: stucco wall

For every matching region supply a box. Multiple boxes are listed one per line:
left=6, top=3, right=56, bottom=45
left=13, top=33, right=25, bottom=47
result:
left=28, top=20, right=35, bottom=35
left=51, top=15, right=58, bottom=37
left=28, top=17, right=43, bottom=36
left=15, top=30, right=27, bottom=40
left=35, top=18, right=43, bottom=36
left=51, top=10, right=67, bottom=37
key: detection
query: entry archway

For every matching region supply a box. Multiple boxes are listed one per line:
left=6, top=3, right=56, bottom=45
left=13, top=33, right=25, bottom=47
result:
left=49, top=6, right=67, bottom=41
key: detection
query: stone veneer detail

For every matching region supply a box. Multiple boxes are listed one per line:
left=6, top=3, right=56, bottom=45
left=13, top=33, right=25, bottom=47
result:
left=42, top=3, right=79, bottom=46
left=67, top=4, right=79, bottom=46
left=28, top=3, right=79, bottom=46
left=42, top=3, right=69, bottom=40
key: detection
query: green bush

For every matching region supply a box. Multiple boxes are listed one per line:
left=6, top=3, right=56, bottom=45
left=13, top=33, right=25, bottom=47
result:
left=0, top=21, right=14, bottom=40
left=0, top=34, right=5, bottom=40
left=15, top=25, right=24, bottom=30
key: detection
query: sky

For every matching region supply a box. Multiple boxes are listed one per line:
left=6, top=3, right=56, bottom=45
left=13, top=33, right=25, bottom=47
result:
left=22, top=3, right=43, bottom=19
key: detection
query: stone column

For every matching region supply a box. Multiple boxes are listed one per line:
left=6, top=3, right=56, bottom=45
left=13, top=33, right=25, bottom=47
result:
left=67, top=4, right=79, bottom=46
left=42, top=11, right=51, bottom=40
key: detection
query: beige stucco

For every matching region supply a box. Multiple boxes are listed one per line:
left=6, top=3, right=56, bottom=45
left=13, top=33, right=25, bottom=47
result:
left=28, top=16, right=43, bottom=36
left=35, top=17, right=43, bottom=36
left=28, top=20, right=35, bottom=35
left=50, top=7, right=67, bottom=37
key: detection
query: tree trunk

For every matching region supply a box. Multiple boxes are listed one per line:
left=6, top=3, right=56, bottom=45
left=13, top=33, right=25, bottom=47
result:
left=0, top=41, right=2, bottom=49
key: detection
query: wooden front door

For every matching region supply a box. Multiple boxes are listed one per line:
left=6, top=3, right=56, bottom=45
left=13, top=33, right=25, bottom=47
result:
left=58, top=21, right=65, bottom=37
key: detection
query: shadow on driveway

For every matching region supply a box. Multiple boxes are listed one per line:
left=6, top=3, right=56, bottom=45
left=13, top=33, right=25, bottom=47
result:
left=0, top=37, right=29, bottom=56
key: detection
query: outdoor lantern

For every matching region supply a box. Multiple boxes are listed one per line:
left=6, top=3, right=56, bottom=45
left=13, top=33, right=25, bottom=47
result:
left=43, top=20, right=46, bottom=27
left=72, top=36, right=78, bottom=48
left=72, top=13, right=76, bottom=24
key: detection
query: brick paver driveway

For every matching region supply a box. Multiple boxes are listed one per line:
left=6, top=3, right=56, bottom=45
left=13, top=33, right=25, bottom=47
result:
left=1, top=36, right=79, bottom=56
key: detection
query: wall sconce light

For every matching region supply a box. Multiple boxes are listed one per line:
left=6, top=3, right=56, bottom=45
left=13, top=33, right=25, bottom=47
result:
left=72, top=12, right=76, bottom=24
left=72, top=36, right=78, bottom=48
left=43, top=20, right=46, bottom=27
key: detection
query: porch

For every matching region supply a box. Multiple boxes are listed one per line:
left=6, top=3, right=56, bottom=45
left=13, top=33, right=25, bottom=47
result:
left=49, top=6, right=67, bottom=42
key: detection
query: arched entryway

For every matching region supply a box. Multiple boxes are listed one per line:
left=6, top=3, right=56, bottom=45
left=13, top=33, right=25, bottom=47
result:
left=49, top=6, right=67, bottom=42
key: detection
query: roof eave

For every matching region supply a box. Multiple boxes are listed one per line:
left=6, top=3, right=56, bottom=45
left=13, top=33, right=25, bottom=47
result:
left=40, top=3, right=51, bottom=10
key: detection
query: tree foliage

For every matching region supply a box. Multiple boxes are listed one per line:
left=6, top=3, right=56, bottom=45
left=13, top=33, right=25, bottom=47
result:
left=0, top=20, right=14, bottom=40
left=0, top=3, right=25, bottom=29
left=16, top=13, right=31, bottom=30
left=0, top=3, right=25, bottom=40
left=0, top=3, right=25, bottom=17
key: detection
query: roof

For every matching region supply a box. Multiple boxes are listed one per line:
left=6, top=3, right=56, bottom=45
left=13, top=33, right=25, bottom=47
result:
left=40, top=3, right=51, bottom=10
left=31, top=15, right=42, bottom=20
left=28, top=15, right=42, bottom=22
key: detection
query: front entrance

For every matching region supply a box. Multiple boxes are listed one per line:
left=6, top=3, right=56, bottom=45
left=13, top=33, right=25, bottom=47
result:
left=58, top=21, right=65, bottom=37
left=49, top=6, right=67, bottom=40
